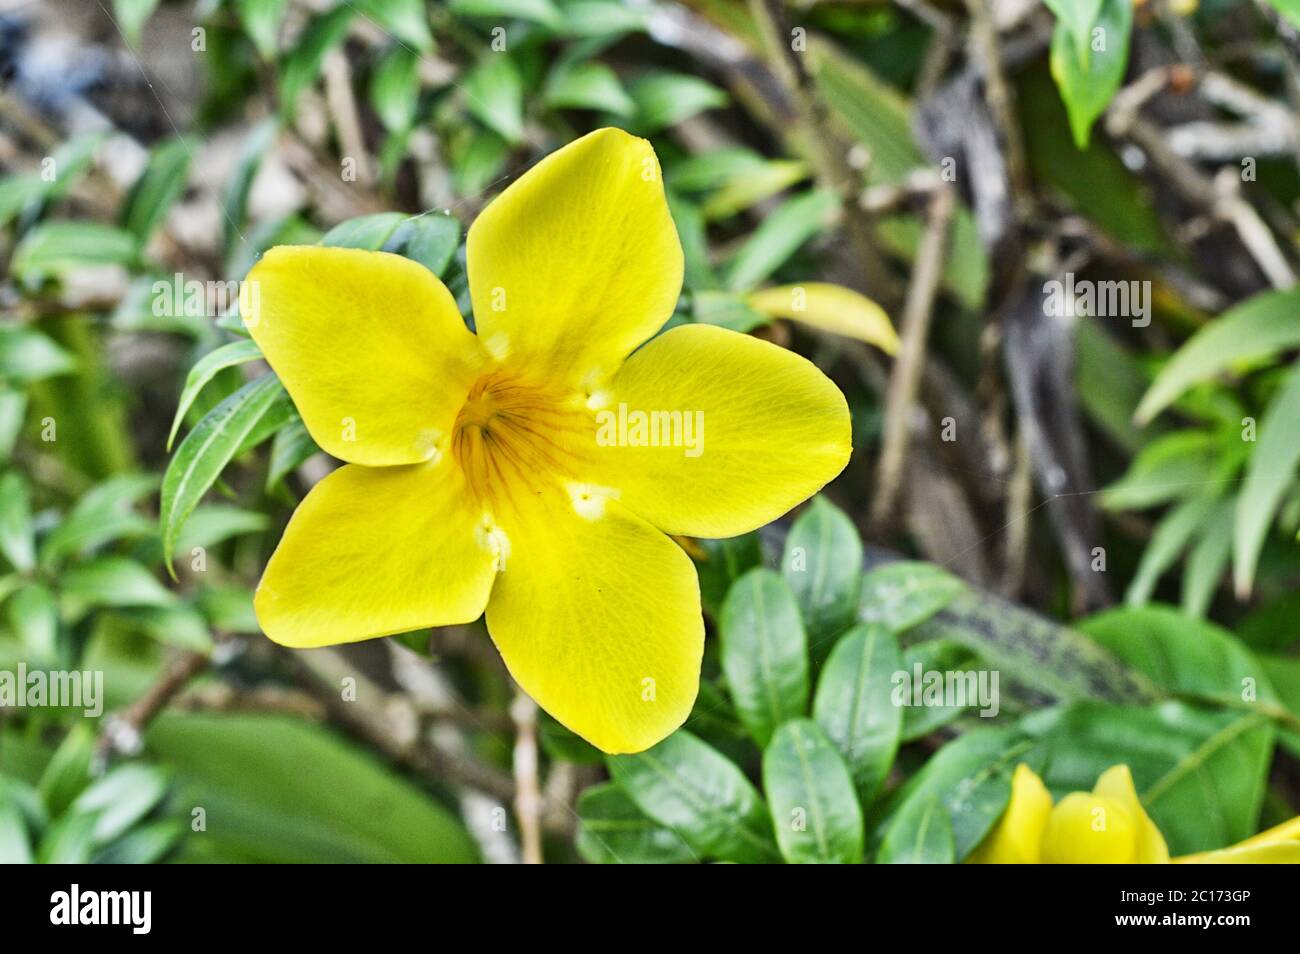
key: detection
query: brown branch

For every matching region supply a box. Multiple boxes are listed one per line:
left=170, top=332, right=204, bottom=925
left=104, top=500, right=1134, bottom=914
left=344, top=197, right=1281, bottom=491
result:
left=870, top=184, right=956, bottom=533
left=97, top=650, right=211, bottom=761
left=510, top=691, right=543, bottom=865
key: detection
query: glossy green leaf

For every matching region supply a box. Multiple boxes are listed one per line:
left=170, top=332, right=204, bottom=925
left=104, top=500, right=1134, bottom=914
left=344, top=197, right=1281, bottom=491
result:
left=389, top=213, right=461, bottom=278
left=692, top=531, right=762, bottom=618
left=168, top=339, right=264, bottom=451
left=71, top=764, right=168, bottom=844
left=61, top=556, right=177, bottom=619
left=266, top=416, right=320, bottom=488
left=782, top=496, right=863, bottom=650
left=576, top=783, right=696, bottom=863
left=872, top=729, right=1037, bottom=860
left=763, top=719, right=864, bottom=863
left=160, top=374, right=287, bottom=573
left=812, top=623, right=902, bottom=804
left=719, top=568, right=809, bottom=746
left=877, top=794, right=955, bottom=864
left=607, top=731, right=780, bottom=863
left=857, top=561, right=965, bottom=633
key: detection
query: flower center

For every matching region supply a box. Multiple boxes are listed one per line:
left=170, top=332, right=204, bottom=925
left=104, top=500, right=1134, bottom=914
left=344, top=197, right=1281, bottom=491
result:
left=451, top=369, right=590, bottom=509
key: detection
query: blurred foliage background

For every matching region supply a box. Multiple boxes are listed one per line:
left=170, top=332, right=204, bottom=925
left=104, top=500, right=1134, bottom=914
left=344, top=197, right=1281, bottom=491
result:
left=1, top=0, right=1299, bottom=863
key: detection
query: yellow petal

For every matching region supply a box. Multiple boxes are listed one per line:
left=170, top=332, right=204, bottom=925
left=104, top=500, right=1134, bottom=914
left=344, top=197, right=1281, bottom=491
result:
left=588, top=323, right=851, bottom=538
left=1092, top=764, right=1169, bottom=863
left=484, top=486, right=703, bottom=754
left=246, top=246, right=483, bottom=466
left=1177, top=841, right=1300, bottom=863
left=748, top=282, right=899, bottom=355
left=466, top=127, right=683, bottom=386
left=1175, top=813, right=1300, bottom=862
left=968, top=764, right=1054, bottom=864
left=1041, top=793, right=1141, bottom=864
left=255, top=461, right=497, bottom=648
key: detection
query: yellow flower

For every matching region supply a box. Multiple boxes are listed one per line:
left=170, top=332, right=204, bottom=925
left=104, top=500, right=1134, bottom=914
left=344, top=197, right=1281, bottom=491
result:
left=971, top=763, right=1300, bottom=864
left=243, top=128, right=851, bottom=754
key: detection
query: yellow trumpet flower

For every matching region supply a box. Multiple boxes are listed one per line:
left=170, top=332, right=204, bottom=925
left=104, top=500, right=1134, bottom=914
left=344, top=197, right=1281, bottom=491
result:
left=243, top=128, right=852, bottom=754
left=970, top=764, right=1300, bottom=864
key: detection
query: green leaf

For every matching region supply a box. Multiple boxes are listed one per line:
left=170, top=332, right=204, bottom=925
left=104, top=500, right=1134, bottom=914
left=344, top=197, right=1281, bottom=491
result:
left=1078, top=605, right=1277, bottom=708
left=857, top=561, right=964, bottom=633
left=10, top=222, right=139, bottom=286
left=691, top=290, right=769, bottom=332
left=92, top=819, right=183, bottom=864
left=872, top=728, right=1037, bottom=860
left=899, top=641, right=979, bottom=741
left=0, top=390, right=26, bottom=463
left=1125, top=495, right=1220, bottom=606
left=0, top=471, right=35, bottom=572
left=1030, top=702, right=1272, bottom=855
left=545, top=60, right=635, bottom=116
left=173, top=504, right=270, bottom=553
left=351, top=0, right=435, bottom=51
left=71, top=764, right=168, bottom=844
left=279, top=6, right=355, bottom=121
left=876, top=794, right=955, bottom=864
left=38, top=473, right=157, bottom=570
left=266, top=416, right=320, bottom=488
left=450, top=0, right=564, bottom=27
left=1182, top=500, right=1233, bottom=618
left=911, top=589, right=1156, bottom=704
left=0, top=800, right=33, bottom=864
left=370, top=47, right=420, bottom=132
left=38, top=724, right=94, bottom=817
left=320, top=212, right=407, bottom=249
left=61, top=556, right=177, bottom=618
left=692, top=531, right=762, bottom=617
left=628, top=72, right=727, bottom=134
left=37, top=812, right=98, bottom=864
left=113, top=0, right=160, bottom=46
left=389, top=213, right=462, bottom=278
left=667, top=192, right=716, bottom=290
left=0, top=326, right=75, bottom=384
left=763, top=719, right=864, bottom=863
left=607, top=731, right=781, bottom=863
left=465, top=54, right=525, bottom=144
left=719, top=568, right=809, bottom=746
left=558, top=1, right=650, bottom=37
left=236, top=0, right=288, bottom=58
left=576, top=783, right=696, bottom=863
left=1235, top=360, right=1300, bottom=596
left=1042, top=0, right=1104, bottom=49
left=122, top=138, right=190, bottom=243
left=160, top=374, right=287, bottom=573
left=147, top=712, right=479, bottom=862
left=1102, top=430, right=1234, bottom=511
left=702, top=160, right=809, bottom=221
left=782, top=496, right=863, bottom=651
left=812, top=623, right=902, bottom=805
left=7, top=583, right=58, bottom=661
left=1267, top=0, right=1300, bottom=30
left=724, top=189, right=839, bottom=292
left=1049, top=0, right=1132, bottom=148
left=168, top=340, right=264, bottom=451
left=1136, top=288, right=1300, bottom=424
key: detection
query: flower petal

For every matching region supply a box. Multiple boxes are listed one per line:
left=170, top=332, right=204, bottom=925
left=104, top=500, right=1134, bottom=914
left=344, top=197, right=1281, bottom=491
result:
left=484, top=487, right=703, bottom=754
left=247, top=246, right=483, bottom=466
left=255, top=461, right=496, bottom=647
left=1040, top=793, right=1140, bottom=864
left=466, top=128, right=683, bottom=385
left=968, top=764, right=1054, bottom=864
left=747, top=282, right=899, bottom=354
left=1177, top=842, right=1300, bottom=864
left=589, top=324, right=851, bottom=537
left=1092, top=764, right=1169, bottom=863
